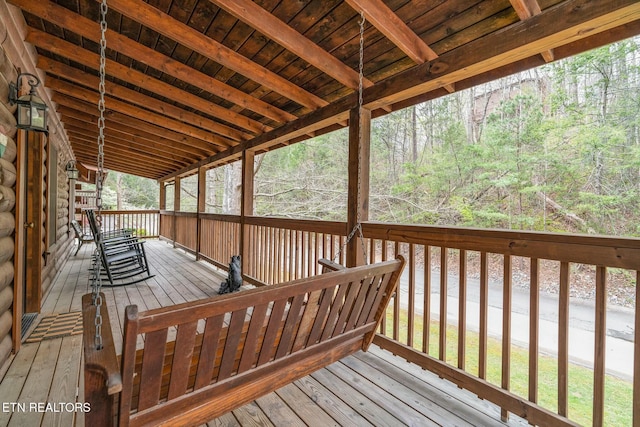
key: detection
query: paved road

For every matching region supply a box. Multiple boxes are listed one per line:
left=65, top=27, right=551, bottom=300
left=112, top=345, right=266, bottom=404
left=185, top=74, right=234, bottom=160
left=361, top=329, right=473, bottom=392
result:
left=395, top=268, right=634, bottom=380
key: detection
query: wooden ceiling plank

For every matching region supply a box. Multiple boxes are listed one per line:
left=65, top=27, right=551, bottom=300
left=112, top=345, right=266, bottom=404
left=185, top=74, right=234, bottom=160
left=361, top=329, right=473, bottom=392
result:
left=72, top=152, right=166, bottom=179
left=344, top=0, right=438, bottom=64
left=107, top=0, right=327, bottom=110
left=209, top=0, right=373, bottom=90
left=38, top=57, right=251, bottom=142
left=8, top=0, right=295, bottom=124
left=63, top=124, right=195, bottom=166
left=53, top=94, right=214, bottom=156
left=47, top=77, right=231, bottom=150
left=344, top=0, right=453, bottom=93
left=509, top=0, right=555, bottom=62
left=68, top=133, right=188, bottom=169
left=58, top=107, right=209, bottom=159
left=71, top=144, right=169, bottom=173
left=364, top=0, right=640, bottom=108
left=26, top=29, right=268, bottom=136
left=161, top=0, right=640, bottom=180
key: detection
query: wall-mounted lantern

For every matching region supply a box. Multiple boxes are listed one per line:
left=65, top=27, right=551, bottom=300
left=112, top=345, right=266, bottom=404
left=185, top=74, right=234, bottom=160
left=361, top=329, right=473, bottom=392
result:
left=8, top=73, right=48, bottom=132
left=66, top=161, right=79, bottom=180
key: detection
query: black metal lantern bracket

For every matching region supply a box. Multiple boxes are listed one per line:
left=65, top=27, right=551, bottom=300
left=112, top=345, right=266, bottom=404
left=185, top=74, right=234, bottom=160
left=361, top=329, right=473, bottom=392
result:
left=8, top=72, right=49, bottom=133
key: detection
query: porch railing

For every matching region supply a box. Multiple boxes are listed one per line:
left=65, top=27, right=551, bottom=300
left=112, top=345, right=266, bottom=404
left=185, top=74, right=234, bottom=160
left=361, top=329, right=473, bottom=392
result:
left=80, top=209, right=160, bottom=238
left=158, top=211, right=638, bottom=426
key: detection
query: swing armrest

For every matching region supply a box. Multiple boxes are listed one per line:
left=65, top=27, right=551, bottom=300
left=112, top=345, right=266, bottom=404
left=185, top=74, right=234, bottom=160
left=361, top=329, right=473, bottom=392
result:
left=318, top=258, right=345, bottom=273
left=82, top=293, right=122, bottom=425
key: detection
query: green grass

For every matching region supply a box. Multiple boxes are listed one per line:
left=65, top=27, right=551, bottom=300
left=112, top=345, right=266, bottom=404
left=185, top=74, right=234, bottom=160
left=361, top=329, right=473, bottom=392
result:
left=383, top=309, right=633, bottom=426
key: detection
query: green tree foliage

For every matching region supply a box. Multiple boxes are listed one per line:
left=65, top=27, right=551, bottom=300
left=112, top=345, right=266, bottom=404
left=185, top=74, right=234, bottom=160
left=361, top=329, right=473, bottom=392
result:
left=102, top=172, right=159, bottom=210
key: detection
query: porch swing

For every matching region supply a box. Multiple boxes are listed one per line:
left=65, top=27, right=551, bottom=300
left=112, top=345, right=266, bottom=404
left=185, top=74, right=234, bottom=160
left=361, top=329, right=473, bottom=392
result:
left=82, top=6, right=405, bottom=426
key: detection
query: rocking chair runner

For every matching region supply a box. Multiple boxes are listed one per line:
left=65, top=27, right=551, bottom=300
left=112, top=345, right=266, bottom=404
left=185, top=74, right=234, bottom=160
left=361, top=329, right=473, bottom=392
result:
left=83, top=256, right=405, bottom=427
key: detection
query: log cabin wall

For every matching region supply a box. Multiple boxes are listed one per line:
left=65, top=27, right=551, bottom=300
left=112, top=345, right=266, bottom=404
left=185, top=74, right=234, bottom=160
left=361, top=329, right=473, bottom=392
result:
left=0, top=4, right=75, bottom=372
left=0, top=43, right=18, bottom=371
left=40, top=143, right=73, bottom=296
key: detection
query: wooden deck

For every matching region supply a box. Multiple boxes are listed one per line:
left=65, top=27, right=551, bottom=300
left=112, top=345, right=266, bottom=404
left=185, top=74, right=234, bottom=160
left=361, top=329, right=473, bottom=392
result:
left=0, top=239, right=526, bottom=426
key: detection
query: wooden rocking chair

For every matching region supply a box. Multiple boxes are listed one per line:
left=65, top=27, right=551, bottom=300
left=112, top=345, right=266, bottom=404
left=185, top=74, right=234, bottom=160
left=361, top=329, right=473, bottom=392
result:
left=82, top=256, right=405, bottom=426
left=86, top=209, right=153, bottom=286
left=70, top=219, right=94, bottom=256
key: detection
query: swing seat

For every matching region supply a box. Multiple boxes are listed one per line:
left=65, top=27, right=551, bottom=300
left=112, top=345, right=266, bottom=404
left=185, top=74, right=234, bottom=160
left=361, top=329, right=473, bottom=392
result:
left=82, top=256, right=405, bottom=427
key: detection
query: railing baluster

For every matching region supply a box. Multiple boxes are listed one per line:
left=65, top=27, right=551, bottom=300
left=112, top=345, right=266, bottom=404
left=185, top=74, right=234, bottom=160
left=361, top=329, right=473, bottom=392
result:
left=439, top=247, right=448, bottom=362
left=393, top=241, right=400, bottom=342
left=593, top=266, right=607, bottom=427
left=501, top=255, right=512, bottom=422
left=380, top=239, right=388, bottom=336
left=529, top=258, right=539, bottom=405
left=458, top=249, right=467, bottom=370
left=408, top=244, right=415, bottom=347
left=479, top=251, right=488, bottom=380
left=634, top=271, right=640, bottom=427
left=423, top=245, right=431, bottom=355
left=558, top=261, right=570, bottom=417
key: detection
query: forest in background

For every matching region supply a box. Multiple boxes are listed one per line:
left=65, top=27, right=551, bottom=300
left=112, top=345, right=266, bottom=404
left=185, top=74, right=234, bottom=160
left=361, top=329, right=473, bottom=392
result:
left=107, top=37, right=640, bottom=238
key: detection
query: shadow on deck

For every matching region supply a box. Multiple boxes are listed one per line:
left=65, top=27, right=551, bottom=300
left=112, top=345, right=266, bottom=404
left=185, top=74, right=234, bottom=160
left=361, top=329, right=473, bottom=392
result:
left=0, top=240, right=525, bottom=426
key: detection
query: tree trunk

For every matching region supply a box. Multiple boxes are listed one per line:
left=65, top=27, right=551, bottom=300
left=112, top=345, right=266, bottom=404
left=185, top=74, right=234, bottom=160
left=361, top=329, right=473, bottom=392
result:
left=223, top=162, right=242, bottom=214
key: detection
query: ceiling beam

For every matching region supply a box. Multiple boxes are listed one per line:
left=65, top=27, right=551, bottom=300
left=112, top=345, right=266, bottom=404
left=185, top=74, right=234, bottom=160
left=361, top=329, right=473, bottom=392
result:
left=26, top=29, right=268, bottom=136
left=509, top=0, right=555, bottom=62
left=106, top=0, right=327, bottom=110
left=48, top=77, right=231, bottom=150
left=58, top=107, right=209, bottom=159
left=345, top=0, right=438, bottom=63
left=53, top=94, right=215, bottom=156
left=7, top=0, right=295, bottom=125
left=68, top=132, right=187, bottom=169
left=161, top=0, right=640, bottom=180
left=209, top=0, right=373, bottom=90
left=63, top=124, right=195, bottom=167
left=38, top=57, right=250, bottom=143
left=344, top=0, right=454, bottom=93
left=72, top=145, right=169, bottom=178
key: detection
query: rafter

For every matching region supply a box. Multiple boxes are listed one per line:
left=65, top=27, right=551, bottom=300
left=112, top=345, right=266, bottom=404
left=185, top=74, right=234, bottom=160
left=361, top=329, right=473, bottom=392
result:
left=68, top=133, right=187, bottom=170
left=344, top=0, right=455, bottom=93
left=105, top=0, right=327, bottom=110
left=26, top=29, right=268, bottom=136
left=209, top=0, right=373, bottom=90
left=8, top=0, right=296, bottom=125
left=53, top=95, right=214, bottom=156
left=58, top=107, right=209, bottom=159
left=70, top=139, right=189, bottom=178
left=345, top=0, right=437, bottom=63
left=48, top=78, right=230, bottom=150
left=509, top=0, right=555, bottom=62
left=162, top=0, right=640, bottom=180
left=38, top=57, right=251, bottom=142
left=63, top=123, right=196, bottom=166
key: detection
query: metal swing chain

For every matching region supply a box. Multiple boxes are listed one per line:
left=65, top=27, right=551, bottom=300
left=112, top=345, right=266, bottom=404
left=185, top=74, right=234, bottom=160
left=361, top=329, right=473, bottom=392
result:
left=336, top=11, right=368, bottom=264
left=91, top=0, right=109, bottom=350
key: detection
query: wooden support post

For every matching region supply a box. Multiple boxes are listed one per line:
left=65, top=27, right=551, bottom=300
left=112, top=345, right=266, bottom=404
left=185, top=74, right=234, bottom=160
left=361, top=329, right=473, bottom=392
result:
left=346, top=107, right=370, bottom=268
left=241, top=150, right=255, bottom=276
left=196, top=167, right=206, bottom=260
left=159, top=181, right=166, bottom=210
left=173, top=176, right=180, bottom=247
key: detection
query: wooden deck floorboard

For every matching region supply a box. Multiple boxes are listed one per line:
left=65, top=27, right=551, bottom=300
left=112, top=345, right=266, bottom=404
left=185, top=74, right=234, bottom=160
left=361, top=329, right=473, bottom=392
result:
left=1, top=239, right=525, bottom=426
